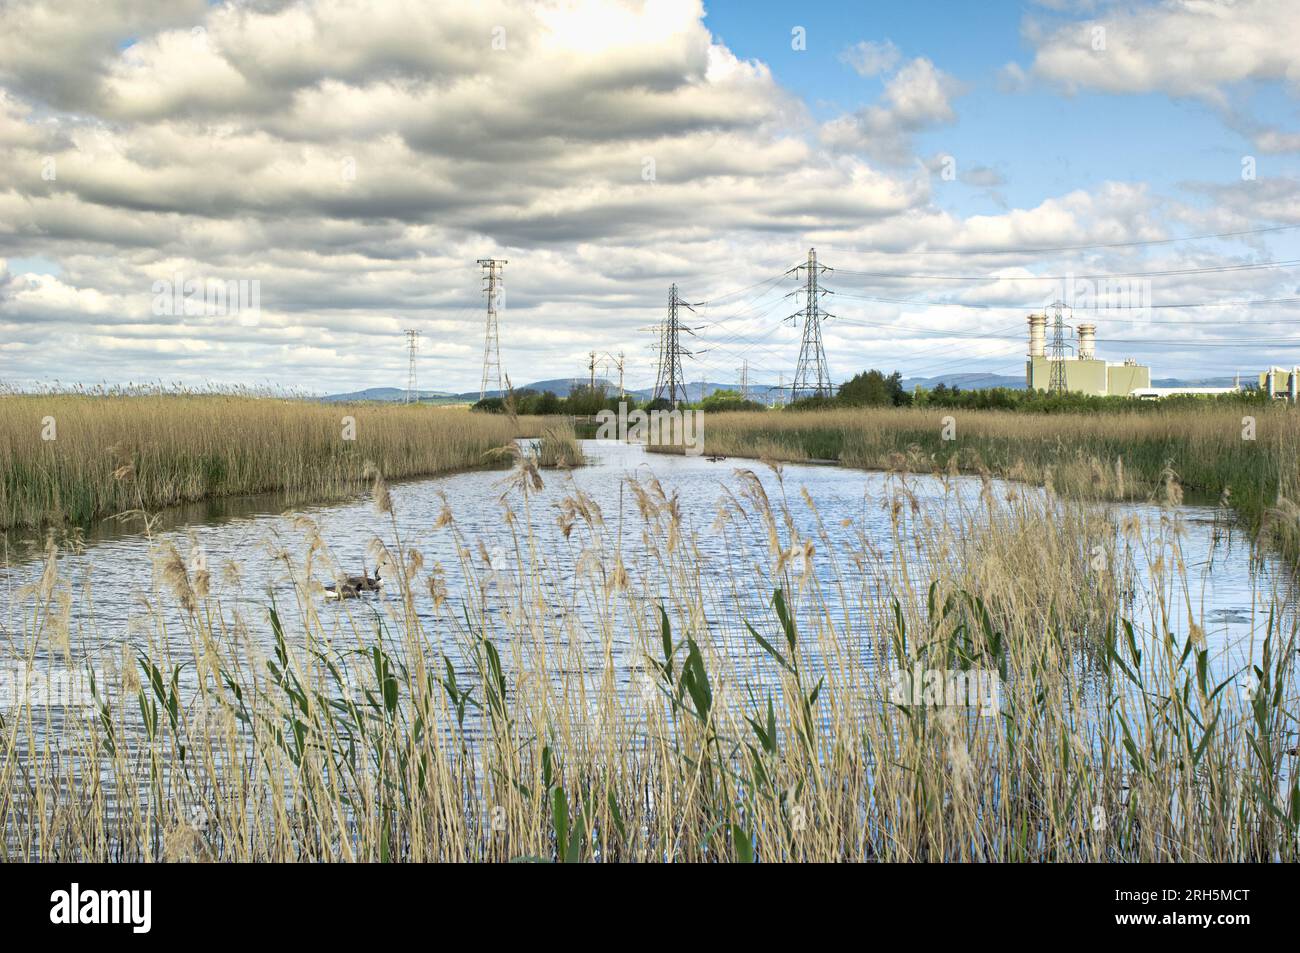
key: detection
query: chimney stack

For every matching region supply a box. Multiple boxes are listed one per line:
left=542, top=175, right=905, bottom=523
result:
left=1076, top=323, right=1096, bottom=360
left=1027, top=313, right=1046, bottom=358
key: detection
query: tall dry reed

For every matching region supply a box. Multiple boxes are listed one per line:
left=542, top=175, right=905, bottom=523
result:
left=698, top=404, right=1300, bottom=559
left=2, top=449, right=1295, bottom=862
left=0, top=395, right=572, bottom=530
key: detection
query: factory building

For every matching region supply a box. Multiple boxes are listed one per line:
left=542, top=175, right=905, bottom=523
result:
left=1024, top=314, right=1151, bottom=396
left=1259, top=367, right=1300, bottom=401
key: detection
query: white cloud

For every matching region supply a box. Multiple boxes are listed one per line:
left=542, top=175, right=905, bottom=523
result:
left=841, top=40, right=901, bottom=78
left=1009, top=1, right=1300, bottom=156
left=1255, top=128, right=1300, bottom=153
left=1024, top=0, right=1300, bottom=103
left=821, top=58, right=960, bottom=165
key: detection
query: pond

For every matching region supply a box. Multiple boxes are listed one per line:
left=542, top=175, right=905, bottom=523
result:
left=1, top=438, right=1288, bottom=714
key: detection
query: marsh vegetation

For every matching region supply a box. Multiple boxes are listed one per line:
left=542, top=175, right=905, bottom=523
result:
left=0, top=395, right=581, bottom=531
left=2, top=430, right=1296, bottom=862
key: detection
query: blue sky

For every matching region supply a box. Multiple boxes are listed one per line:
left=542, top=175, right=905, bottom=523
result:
left=704, top=0, right=1291, bottom=219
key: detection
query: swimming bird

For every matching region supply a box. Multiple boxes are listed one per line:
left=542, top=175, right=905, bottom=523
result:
left=345, top=567, right=382, bottom=591
left=323, top=581, right=361, bottom=600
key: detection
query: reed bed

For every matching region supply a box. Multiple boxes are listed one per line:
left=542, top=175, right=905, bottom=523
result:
left=2, top=448, right=1296, bottom=862
left=696, top=405, right=1300, bottom=560
left=0, top=395, right=576, bottom=531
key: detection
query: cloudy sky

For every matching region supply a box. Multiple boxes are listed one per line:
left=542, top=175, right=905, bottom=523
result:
left=1, top=0, right=1299, bottom=394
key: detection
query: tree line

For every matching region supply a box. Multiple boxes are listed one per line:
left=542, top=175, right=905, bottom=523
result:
left=472, top=371, right=1271, bottom=416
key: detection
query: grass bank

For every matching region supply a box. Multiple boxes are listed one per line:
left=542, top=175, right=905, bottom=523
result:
left=696, top=405, right=1300, bottom=558
left=0, top=394, right=579, bottom=531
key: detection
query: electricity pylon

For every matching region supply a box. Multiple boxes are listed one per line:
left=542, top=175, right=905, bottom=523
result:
left=404, top=329, right=420, bottom=403
left=787, top=247, right=834, bottom=400
left=594, top=351, right=626, bottom=398
left=1047, top=299, right=1070, bottom=394
left=653, top=283, right=693, bottom=409
left=738, top=359, right=749, bottom=400
left=477, top=258, right=507, bottom=401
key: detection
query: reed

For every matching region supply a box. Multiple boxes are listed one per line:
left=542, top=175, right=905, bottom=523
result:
left=695, top=404, right=1300, bottom=559
left=2, top=450, right=1295, bottom=862
left=0, top=395, right=572, bottom=531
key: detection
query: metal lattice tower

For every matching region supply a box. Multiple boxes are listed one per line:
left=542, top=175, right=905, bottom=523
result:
left=653, top=283, right=692, bottom=409
left=1047, top=299, right=1069, bottom=394
left=738, top=359, right=749, bottom=400
left=788, top=247, right=834, bottom=400
left=404, top=329, right=420, bottom=403
left=477, top=258, right=507, bottom=401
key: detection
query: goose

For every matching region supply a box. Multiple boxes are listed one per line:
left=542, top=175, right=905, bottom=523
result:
left=323, top=581, right=361, bottom=601
left=345, top=567, right=382, bottom=591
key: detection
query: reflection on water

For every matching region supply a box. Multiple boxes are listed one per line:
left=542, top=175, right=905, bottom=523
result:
left=0, top=440, right=1290, bottom=700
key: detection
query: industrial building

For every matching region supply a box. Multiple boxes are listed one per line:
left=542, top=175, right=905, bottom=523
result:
left=1260, top=367, right=1300, bottom=401
left=1024, top=314, right=1151, bottom=396
left=1130, top=386, right=1240, bottom=400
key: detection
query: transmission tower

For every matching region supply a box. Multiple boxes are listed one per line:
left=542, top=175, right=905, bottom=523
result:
left=404, top=329, right=420, bottom=403
left=477, top=258, right=507, bottom=401
left=738, top=359, right=749, bottom=400
left=653, top=283, right=693, bottom=409
left=787, top=248, right=834, bottom=400
left=1047, top=299, right=1070, bottom=394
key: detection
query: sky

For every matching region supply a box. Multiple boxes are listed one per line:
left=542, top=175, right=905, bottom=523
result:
left=1, top=0, right=1299, bottom=394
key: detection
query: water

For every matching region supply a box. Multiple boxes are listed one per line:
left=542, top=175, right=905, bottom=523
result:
left=0, top=439, right=1289, bottom=709
left=5, top=438, right=1297, bottom=862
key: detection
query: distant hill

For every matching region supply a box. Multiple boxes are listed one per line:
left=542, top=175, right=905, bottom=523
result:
left=1151, top=376, right=1241, bottom=388
left=460, top=379, right=751, bottom=402
left=491, top=378, right=623, bottom=399
left=325, top=372, right=1247, bottom=404
left=897, top=373, right=1251, bottom=392
left=320, top=387, right=460, bottom=403
left=897, top=373, right=1247, bottom=392
left=900, top=373, right=1026, bottom=391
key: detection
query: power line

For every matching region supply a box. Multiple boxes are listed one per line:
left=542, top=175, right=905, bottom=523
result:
left=692, top=272, right=790, bottom=306
left=835, top=323, right=1300, bottom=347
left=834, top=316, right=1033, bottom=338
left=834, top=259, right=1300, bottom=282
left=678, top=222, right=1300, bottom=302
left=833, top=292, right=1300, bottom=312
left=875, top=222, right=1300, bottom=256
